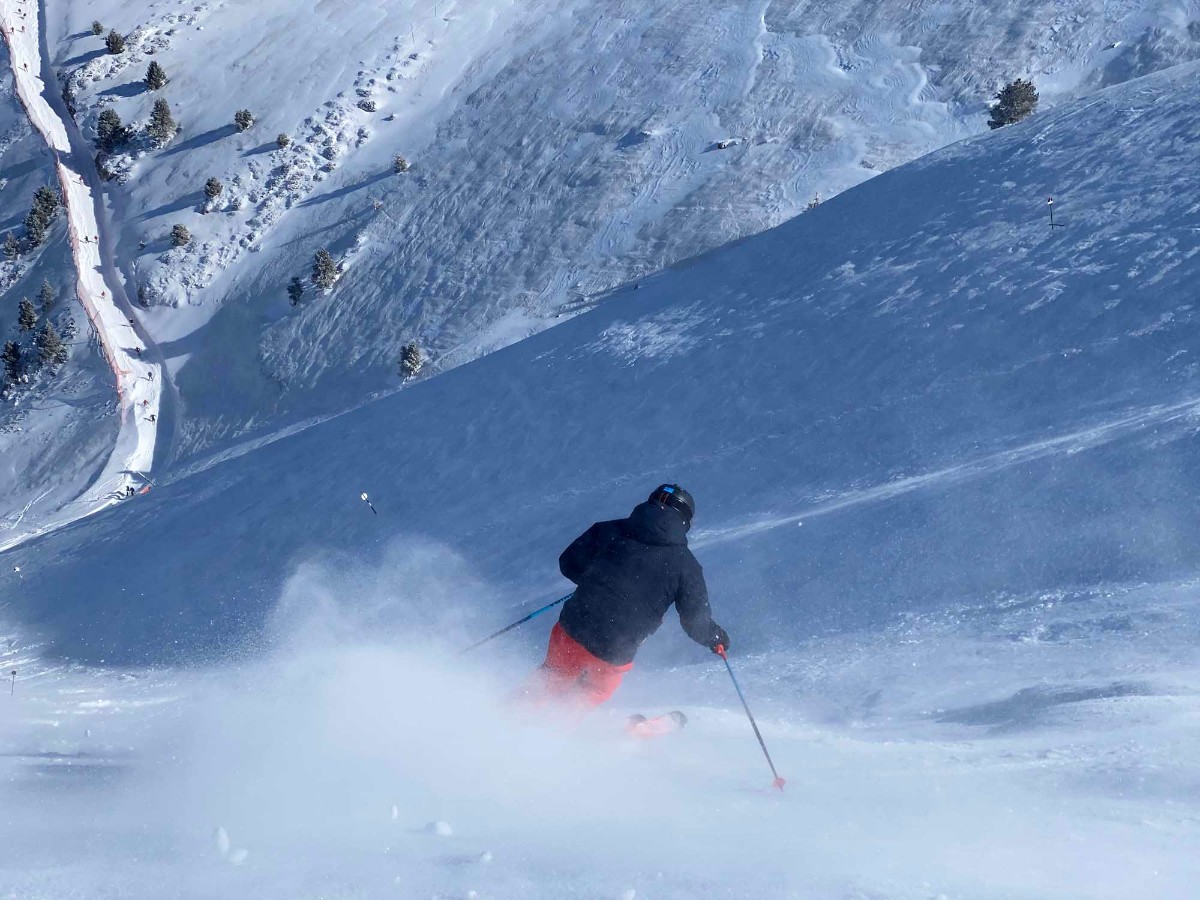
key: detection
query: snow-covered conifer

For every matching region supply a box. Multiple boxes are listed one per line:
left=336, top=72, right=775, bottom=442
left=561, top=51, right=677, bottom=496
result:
left=37, top=321, right=68, bottom=367
left=234, top=109, right=255, bottom=132
left=32, top=186, right=59, bottom=222
left=38, top=279, right=55, bottom=313
left=1, top=341, right=21, bottom=382
left=3, top=232, right=19, bottom=260
left=91, top=21, right=104, bottom=36
left=97, top=108, right=128, bottom=152
left=18, top=297, right=38, bottom=332
left=105, top=30, right=126, bottom=55
left=988, top=79, right=1039, bottom=129
left=23, top=210, right=47, bottom=247
left=311, top=248, right=338, bottom=290
left=400, top=343, right=423, bottom=378
left=148, top=98, right=177, bottom=147
left=145, top=60, right=168, bottom=91
left=393, top=154, right=410, bottom=173
left=204, top=177, right=224, bottom=201
left=276, top=133, right=291, bottom=149
left=170, top=224, right=191, bottom=247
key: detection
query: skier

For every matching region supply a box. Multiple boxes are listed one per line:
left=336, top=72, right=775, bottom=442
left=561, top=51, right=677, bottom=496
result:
left=528, top=484, right=728, bottom=709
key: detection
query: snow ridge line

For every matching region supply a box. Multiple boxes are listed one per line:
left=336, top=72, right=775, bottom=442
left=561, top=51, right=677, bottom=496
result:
left=0, top=0, right=160, bottom=535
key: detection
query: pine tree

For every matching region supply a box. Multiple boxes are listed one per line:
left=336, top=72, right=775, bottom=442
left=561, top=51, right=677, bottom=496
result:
left=38, top=279, right=55, bottom=313
left=393, top=154, right=410, bottom=173
left=204, top=177, right=224, bottom=201
left=988, top=78, right=1039, bottom=129
left=23, top=210, right=47, bottom=247
left=148, top=98, right=177, bottom=147
left=287, top=275, right=305, bottom=306
left=170, top=224, right=191, bottom=247
left=400, top=343, right=423, bottom=378
left=105, top=30, right=126, bottom=55
left=145, top=60, right=168, bottom=90
left=37, top=321, right=68, bottom=367
left=1, top=341, right=21, bottom=382
left=233, top=109, right=255, bottom=132
left=18, top=297, right=38, bottom=332
left=311, top=248, right=338, bottom=290
left=96, top=108, right=128, bottom=152
left=276, top=133, right=291, bottom=149
left=3, top=232, right=19, bottom=260
left=91, top=21, right=105, bottom=36
left=32, top=186, right=59, bottom=222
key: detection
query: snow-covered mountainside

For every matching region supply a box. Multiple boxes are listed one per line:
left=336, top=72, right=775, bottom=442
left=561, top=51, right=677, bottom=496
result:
left=2, top=61, right=1199, bottom=898
left=0, top=28, right=121, bottom=543
left=38, top=0, right=1200, bottom=462
left=3, top=0, right=1199, bottom=538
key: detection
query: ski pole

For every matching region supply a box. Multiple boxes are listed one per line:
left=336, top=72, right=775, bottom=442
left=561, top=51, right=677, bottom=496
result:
left=461, top=592, right=574, bottom=654
left=716, top=646, right=785, bottom=791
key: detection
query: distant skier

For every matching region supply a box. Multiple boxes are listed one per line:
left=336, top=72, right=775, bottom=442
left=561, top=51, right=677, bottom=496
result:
left=527, top=484, right=728, bottom=709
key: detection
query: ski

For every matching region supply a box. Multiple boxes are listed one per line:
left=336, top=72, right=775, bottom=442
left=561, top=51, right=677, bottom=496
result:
left=626, top=710, right=687, bottom=738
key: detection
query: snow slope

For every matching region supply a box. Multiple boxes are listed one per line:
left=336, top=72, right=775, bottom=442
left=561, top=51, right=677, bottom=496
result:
left=0, top=17, right=123, bottom=543
left=0, top=0, right=164, bottom=550
left=2, top=61, right=1200, bottom=898
left=42, top=0, right=1200, bottom=464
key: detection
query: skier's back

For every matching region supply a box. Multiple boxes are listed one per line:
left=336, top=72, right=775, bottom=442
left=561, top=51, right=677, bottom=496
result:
left=530, top=484, right=728, bottom=708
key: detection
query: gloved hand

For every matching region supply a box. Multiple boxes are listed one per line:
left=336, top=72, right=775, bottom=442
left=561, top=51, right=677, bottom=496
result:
left=710, top=624, right=730, bottom=654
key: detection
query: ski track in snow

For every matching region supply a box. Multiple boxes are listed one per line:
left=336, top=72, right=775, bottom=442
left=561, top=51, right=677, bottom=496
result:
left=0, top=0, right=161, bottom=550
left=694, top=394, right=1200, bottom=548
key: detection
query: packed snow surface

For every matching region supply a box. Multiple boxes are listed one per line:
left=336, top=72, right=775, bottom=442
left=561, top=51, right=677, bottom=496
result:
left=3, top=57, right=1200, bottom=898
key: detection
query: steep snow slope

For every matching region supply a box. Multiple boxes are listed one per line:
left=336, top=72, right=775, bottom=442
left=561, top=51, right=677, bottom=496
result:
left=2, top=63, right=1200, bottom=898
left=0, top=35, right=120, bottom=541
left=0, top=0, right=166, bottom=551
left=8, top=56, right=1200, bottom=661
left=45, top=0, right=1200, bottom=462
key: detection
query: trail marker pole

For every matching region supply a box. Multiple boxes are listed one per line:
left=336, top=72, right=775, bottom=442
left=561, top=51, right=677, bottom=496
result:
left=716, top=646, right=785, bottom=791
left=1048, top=197, right=1065, bottom=228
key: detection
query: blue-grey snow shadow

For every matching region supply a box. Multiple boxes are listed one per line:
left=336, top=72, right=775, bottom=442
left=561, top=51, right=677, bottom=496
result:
left=936, top=682, right=1153, bottom=733
left=140, top=193, right=200, bottom=220
left=0, top=158, right=43, bottom=181
left=617, top=129, right=651, bottom=150
left=159, top=124, right=238, bottom=157
left=299, top=171, right=392, bottom=208
left=243, top=142, right=279, bottom=157
left=63, top=48, right=105, bottom=67
left=100, top=81, right=146, bottom=99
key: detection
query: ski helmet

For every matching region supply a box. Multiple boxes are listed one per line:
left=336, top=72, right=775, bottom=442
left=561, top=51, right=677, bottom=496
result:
left=649, top=483, right=695, bottom=526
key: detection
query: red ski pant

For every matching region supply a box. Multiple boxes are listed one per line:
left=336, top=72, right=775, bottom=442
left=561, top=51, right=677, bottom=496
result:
left=531, top=622, right=633, bottom=708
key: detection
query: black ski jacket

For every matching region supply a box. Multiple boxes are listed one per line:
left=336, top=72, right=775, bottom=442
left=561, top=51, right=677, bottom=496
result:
left=556, top=501, right=723, bottom=665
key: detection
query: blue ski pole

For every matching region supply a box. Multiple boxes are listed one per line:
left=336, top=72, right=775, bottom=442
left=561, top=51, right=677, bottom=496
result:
left=716, top=645, right=785, bottom=791
left=462, top=592, right=574, bottom=654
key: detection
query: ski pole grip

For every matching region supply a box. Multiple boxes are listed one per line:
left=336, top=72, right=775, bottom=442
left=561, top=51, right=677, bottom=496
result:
left=714, top=644, right=727, bottom=658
